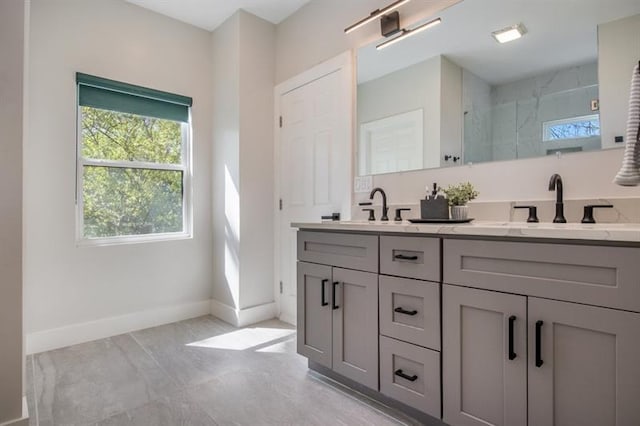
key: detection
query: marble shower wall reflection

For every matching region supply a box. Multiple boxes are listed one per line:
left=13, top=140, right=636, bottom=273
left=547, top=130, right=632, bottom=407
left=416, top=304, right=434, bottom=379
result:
left=463, top=62, right=600, bottom=164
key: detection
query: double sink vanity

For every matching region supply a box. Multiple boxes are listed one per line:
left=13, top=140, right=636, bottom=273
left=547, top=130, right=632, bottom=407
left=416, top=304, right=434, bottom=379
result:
left=293, top=218, right=640, bottom=425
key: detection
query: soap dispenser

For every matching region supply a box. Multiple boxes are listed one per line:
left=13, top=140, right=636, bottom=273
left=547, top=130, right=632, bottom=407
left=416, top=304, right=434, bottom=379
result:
left=420, top=183, right=449, bottom=219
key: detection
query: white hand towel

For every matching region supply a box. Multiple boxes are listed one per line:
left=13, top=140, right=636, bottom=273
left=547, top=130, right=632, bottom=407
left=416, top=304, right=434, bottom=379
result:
left=614, top=63, right=640, bottom=186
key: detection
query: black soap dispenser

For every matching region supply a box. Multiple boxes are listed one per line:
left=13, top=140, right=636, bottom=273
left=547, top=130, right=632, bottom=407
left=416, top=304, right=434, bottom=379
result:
left=420, top=183, right=449, bottom=219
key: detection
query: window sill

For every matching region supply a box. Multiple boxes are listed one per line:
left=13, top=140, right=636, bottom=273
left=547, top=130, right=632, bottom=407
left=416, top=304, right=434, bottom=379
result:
left=76, top=232, right=192, bottom=248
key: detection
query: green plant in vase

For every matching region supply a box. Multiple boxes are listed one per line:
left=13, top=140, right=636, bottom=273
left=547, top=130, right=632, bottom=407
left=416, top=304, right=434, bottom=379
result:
left=443, top=182, right=479, bottom=220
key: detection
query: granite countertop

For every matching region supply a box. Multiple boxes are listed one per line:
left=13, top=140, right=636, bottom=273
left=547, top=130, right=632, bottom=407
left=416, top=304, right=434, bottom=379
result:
left=292, top=220, right=640, bottom=244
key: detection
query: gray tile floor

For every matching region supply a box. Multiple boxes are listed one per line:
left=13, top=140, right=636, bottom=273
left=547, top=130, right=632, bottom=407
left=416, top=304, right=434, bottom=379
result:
left=26, top=316, right=421, bottom=425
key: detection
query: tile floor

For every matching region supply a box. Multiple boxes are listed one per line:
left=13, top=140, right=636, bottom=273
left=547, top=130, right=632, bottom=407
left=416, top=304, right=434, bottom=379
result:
left=25, top=316, right=421, bottom=425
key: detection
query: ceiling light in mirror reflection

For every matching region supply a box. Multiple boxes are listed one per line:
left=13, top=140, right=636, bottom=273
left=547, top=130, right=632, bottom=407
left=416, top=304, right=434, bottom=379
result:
left=492, top=23, right=527, bottom=44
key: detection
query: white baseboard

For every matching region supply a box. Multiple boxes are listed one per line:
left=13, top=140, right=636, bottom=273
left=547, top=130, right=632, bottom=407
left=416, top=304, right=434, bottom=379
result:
left=210, top=299, right=277, bottom=328
left=279, top=312, right=296, bottom=326
left=26, top=300, right=211, bottom=354
left=0, top=397, right=29, bottom=426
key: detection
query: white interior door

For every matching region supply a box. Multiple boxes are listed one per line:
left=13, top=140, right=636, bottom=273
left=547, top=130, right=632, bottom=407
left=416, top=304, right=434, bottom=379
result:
left=276, top=53, right=352, bottom=324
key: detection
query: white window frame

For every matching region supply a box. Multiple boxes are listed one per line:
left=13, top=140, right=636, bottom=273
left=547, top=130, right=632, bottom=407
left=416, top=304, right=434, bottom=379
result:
left=542, top=114, right=600, bottom=142
left=75, top=107, right=193, bottom=247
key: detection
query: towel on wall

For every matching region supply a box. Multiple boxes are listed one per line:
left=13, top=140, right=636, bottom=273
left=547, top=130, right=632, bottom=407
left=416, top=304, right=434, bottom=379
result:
left=614, top=62, right=640, bottom=186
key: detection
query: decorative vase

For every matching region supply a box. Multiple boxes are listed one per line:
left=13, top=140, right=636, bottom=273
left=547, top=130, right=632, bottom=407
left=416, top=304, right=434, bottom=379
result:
left=450, top=205, right=468, bottom=220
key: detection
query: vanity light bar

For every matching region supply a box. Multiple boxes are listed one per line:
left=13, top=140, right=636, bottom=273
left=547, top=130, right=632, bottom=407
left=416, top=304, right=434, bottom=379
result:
left=376, top=17, right=442, bottom=50
left=344, top=0, right=411, bottom=34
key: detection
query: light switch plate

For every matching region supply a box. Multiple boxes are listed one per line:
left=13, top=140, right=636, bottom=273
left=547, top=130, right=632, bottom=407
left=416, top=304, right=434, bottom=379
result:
left=354, top=176, right=373, bottom=193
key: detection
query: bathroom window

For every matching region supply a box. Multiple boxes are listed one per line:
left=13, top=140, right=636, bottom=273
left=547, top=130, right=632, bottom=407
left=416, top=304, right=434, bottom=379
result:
left=76, top=73, right=192, bottom=245
left=542, top=114, right=600, bottom=141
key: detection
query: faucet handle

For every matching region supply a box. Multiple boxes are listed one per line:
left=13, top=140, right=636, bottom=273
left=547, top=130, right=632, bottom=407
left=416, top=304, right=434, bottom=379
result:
left=394, top=208, right=411, bottom=221
left=513, top=205, right=539, bottom=223
left=362, top=208, right=376, bottom=221
left=581, top=205, right=613, bottom=224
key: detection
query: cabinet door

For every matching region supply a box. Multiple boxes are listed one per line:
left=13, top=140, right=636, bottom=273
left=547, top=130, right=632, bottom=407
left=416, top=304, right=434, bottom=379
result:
left=297, top=262, right=333, bottom=368
left=443, top=285, right=527, bottom=426
left=528, top=298, right=640, bottom=426
left=332, top=267, right=379, bottom=390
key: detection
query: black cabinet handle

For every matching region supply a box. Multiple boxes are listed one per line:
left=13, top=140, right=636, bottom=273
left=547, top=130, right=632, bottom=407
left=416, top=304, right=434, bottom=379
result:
left=321, top=279, right=329, bottom=307
left=508, top=315, right=517, bottom=360
left=394, top=369, right=418, bottom=382
left=394, top=254, right=419, bottom=261
left=535, top=320, right=544, bottom=367
left=394, top=307, right=418, bottom=316
left=332, top=281, right=340, bottom=310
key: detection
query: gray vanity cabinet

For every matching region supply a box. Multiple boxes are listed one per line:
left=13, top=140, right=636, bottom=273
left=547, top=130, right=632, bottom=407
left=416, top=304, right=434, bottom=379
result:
left=332, top=267, right=379, bottom=390
left=443, top=238, right=640, bottom=426
left=442, top=285, right=527, bottom=426
left=528, top=297, right=640, bottom=426
left=296, top=231, right=380, bottom=391
left=297, top=262, right=332, bottom=368
left=297, top=262, right=379, bottom=389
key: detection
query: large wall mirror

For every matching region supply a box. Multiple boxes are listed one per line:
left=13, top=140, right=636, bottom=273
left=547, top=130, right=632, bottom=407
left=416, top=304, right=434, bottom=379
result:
left=356, top=0, right=640, bottom=176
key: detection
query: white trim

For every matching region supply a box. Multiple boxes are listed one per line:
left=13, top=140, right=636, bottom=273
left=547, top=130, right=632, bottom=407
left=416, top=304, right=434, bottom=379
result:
left=210, top=300, right=278, bottom=328
left=81, top=158, right=184, bottom=171
left=273, top=50, right=355, bottom=323
left=76, top=230, right=192, bottom=248
left=278, top=312, right=296, bottom=326
left=26, top=300, right=211, bottom=354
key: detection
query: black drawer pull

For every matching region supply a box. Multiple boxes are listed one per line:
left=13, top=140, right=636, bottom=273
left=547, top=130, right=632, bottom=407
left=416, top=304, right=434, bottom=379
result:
left=332, top=281, right=340, bottom=310
left=394, top=369, right=418, bottom=382
left=535, top=320, right=544, bottom=368
left=394, top=254, right=419, bottom=261
left=321, top=279, right=329, bottom=307
left=508, top=315, right=517, bottom=360
left=394, top=307, right=418, bottom=316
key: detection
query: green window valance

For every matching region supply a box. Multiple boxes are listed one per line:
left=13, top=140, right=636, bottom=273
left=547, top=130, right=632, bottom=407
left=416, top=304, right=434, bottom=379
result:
left=76, top=73, right=192, bottom=123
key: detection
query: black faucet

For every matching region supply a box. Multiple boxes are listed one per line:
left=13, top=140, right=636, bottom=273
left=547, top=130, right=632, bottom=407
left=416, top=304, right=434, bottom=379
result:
left=369, top=187, right=389, bottom=221
left=548, top=174, right=566, bottom=223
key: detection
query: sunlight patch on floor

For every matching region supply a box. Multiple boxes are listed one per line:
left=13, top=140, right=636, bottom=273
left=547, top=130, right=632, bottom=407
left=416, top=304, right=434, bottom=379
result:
left=186, top=327, right=296, bottom=351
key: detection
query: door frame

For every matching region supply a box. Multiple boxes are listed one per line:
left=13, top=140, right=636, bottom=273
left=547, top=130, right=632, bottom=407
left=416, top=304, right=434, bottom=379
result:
left=273, top=50, right=355, bottom=325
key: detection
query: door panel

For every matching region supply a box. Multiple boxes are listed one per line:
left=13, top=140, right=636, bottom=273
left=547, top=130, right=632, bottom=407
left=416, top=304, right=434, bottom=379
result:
left=297, top=262, right=332, bottom=368
left=528, top=298, right=640, bottom=426
left=332, top=267, right=379, bottom=390
left=443, top=285, right=527, bottom=426
left=279, top=65, right=351, bottom=322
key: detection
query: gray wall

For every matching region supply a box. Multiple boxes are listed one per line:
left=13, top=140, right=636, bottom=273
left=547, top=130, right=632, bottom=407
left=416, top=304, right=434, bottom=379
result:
left=0, top=0, right=25, bottom=421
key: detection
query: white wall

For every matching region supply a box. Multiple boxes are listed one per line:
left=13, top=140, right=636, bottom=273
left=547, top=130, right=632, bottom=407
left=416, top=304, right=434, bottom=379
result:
left=211, top=11, right=276, bottom=324
left=599, top=13, right=640, bottom=148
left=278, top=0, right=640, bottom=206
left=0, top=0, right=27, bottom=421
left=25, top=0, right=214, bottom=352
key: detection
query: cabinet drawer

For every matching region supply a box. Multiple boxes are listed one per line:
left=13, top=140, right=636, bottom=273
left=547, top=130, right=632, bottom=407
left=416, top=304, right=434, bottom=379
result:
left=297, top=231, right=378, bottom=273
left=379, top=275, right=440, bottom=350
left=380, top=236, right=440, bottom=281
left=380, top=335, right=441, bottom=418
left=443, top=239, right=640, bottom=312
